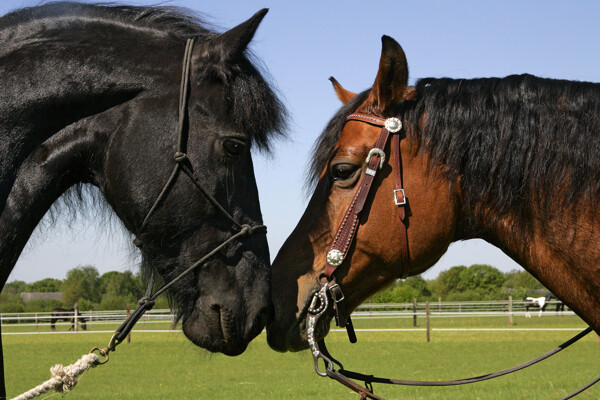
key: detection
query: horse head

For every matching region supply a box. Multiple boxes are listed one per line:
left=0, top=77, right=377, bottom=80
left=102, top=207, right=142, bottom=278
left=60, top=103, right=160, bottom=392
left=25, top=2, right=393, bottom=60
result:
left=101, top=10, right=280, bottom=356
left=0, top=5, right=285, bottom=356
left=268, top=36, right=461, bottom=351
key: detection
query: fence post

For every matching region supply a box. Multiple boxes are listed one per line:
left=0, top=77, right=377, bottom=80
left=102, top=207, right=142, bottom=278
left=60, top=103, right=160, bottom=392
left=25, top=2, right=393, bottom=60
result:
left=412, top=298, right=417, bottom=327
left=438, top=297, right=442, bottom=313
left=508, top=296, right=513, bottom=326
left=126, top=304, right=131, bottom=343
left=74, top=303, right=78, bottom=332
left=426, top=301, right=431, bottom=343
left=35, top=313, right=38, bottom=329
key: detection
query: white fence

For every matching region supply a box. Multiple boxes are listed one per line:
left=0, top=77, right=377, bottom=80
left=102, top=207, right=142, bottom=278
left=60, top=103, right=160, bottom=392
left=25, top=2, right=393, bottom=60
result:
left=0, top=299, right=574, bottom=327
left=353, top=299, right=573, bottom=319
left=0, top=309, right=175, bottom=328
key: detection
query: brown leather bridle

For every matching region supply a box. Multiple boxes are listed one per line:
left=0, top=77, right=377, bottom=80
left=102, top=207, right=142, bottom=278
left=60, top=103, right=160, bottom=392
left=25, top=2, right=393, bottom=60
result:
left=321, top=113, right=410, bottom=339
left=307, top=111, right=600, bottom=400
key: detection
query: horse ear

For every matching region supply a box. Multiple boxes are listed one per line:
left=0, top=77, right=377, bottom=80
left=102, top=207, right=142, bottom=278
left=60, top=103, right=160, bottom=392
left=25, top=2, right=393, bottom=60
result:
left=329, top=76, right=356, bottom=104
left=195, top=9, right=268, bottom=80
left=364, top=36, right=408, bottom=114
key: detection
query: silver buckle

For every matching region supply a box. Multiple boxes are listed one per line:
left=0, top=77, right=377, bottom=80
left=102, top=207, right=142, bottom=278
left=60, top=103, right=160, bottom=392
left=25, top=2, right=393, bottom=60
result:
left=365, top=148, right=386, bottom=170
left=394, top=189, right=407, bottom=205
left=328, top=283, right=345, bottom=303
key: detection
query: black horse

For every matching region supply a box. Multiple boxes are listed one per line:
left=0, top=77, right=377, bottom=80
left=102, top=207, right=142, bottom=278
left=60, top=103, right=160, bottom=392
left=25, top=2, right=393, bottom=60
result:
left=50, top=308, right=87, bottom=331
left=0, top=3, right=286, bottom=396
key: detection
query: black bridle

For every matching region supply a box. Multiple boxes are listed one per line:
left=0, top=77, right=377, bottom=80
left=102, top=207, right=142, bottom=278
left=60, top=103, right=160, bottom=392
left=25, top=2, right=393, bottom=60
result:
left=307, top=113, right=600, bottom=399
left=90, top=37, right=266, bottom=363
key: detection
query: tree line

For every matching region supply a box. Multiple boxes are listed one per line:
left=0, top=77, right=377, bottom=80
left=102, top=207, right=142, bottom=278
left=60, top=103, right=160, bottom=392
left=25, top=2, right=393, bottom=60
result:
left=1, top=264, right=546, bottom=313
left=369, top=264, right=545, bottom=303
left=1, top=265, right=170, bottom=313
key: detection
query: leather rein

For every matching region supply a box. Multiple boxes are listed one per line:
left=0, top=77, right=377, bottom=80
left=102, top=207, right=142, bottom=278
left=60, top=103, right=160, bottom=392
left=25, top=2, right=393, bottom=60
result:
left=307, top=112, right=600, bottom=399
left=89, top=37, right=266, bottom=363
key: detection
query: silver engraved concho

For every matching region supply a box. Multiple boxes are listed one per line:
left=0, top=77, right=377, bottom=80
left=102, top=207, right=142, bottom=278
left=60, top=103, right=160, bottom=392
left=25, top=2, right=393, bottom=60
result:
left=385, top=117, right=402, bottom=133
left=326, top=249, right=344, bottom=267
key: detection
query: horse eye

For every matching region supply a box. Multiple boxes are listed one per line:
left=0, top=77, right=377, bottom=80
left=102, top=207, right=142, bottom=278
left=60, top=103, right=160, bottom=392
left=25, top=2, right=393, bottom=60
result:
left=223, top=139, right=245, bottom=157
left=331, top=163, right=359, bottom=181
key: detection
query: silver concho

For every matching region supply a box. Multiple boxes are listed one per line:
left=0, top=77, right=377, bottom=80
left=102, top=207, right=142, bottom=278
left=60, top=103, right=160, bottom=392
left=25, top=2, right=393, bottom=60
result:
left=385, top=117, right=402, bottom=133
left=326, top=249, right=344, bottom=267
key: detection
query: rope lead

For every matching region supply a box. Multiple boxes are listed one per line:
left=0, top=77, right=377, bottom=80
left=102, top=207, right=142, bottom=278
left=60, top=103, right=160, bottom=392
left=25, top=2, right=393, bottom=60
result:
left=11, top=353, right=100, bottom=400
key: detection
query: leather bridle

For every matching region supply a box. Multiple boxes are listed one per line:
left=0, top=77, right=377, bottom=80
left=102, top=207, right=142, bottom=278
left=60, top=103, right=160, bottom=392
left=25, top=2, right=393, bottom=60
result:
left=321, top=113, right=409, bottom=339
left=90, top=37, right=267, bottom=362
left=307, top=112, right=600, bottom=399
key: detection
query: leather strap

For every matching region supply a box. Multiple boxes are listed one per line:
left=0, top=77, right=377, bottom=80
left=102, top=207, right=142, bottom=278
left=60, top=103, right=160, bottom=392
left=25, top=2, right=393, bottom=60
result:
left=392, top=132, right=410, bottom=278
left=323, top=112, right=410, bottom=331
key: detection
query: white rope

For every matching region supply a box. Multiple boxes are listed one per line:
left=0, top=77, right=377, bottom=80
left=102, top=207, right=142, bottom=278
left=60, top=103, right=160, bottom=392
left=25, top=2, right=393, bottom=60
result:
left=11, top=353, right=99, bottom=400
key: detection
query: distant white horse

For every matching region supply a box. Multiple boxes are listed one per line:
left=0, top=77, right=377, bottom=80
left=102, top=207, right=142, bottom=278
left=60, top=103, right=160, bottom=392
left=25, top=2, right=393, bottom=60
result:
left=523, top=295, right=550, bottom=317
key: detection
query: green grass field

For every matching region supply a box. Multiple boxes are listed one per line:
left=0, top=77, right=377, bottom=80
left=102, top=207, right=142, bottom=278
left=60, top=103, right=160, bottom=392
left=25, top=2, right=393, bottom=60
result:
left=3, top=315, right=599, bottom=399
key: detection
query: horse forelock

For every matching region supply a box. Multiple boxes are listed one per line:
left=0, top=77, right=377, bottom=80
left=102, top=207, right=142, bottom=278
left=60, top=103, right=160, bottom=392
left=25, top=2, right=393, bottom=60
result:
left=307, top=90, right=371, bottom=190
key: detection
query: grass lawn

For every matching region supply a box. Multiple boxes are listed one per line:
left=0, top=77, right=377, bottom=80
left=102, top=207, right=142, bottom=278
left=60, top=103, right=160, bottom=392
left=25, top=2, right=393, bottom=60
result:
left=3, top=315, right=599, bottom=399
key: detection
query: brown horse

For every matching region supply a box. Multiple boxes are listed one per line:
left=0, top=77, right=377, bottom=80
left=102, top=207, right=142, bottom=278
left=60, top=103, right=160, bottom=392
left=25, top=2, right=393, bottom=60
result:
left=267, top=35, right=600, bottom=352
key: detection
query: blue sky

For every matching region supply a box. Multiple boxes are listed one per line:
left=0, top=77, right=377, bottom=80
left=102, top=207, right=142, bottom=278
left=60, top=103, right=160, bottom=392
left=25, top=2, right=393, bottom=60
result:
left=3, top=1, right=600, bottom=283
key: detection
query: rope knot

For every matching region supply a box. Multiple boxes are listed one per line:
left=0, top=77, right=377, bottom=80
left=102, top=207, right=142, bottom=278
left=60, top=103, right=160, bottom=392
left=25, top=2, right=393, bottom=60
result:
left=240, top=224, right=252, bottom=237
left=174, top=152, right=188, bottom=162
left=138, top=296, right=155, bottom=309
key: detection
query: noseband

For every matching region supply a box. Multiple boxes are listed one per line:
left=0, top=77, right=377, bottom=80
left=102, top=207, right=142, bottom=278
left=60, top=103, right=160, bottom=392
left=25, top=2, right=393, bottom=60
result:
left=307, top=112, right=599, bottom=399
left=90, top=38, right=266, bottom=362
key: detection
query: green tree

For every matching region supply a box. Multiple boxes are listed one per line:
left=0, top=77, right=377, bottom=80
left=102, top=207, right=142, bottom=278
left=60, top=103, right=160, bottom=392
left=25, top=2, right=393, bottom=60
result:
left=62, top=281, right=87, bottom=306
left=369, top=276, right=432, bottom=303
left=405, top=276, right=432, bottom=297
left=26, top=278, right=63, bottom=292
left=0, top=281, right=26, bottom=313
left=503, top=269, right=544, bottom=290
left=99, top=271, right=144, bottom=300
left=434, top=265, right=504, bottom=297
left=435, top=265, right=468, bottom=295
left=1, top=280, right=27, bottom=296
left=61, top=265, right=101, bottom=303
left=459, top=264, right=504, bottom=293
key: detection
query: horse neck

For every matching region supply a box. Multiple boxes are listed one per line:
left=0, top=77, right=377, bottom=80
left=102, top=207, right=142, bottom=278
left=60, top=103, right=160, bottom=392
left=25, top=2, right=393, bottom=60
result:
left=0, top=40, right=180, bottom=288
left=463, top=201, right=600, bottom=334
left=0, top=26, right=179, bottom=216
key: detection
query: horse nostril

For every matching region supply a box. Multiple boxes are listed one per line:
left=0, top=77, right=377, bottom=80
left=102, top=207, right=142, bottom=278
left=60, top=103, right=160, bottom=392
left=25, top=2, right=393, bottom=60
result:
left=210, top=304, right=220, bottom=312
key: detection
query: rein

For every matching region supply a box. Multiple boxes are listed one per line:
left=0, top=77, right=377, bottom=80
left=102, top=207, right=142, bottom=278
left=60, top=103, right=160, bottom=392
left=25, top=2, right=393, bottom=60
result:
left=89, top=37, right=266, bottom=363
left=308, top=112, right=600, bottom=399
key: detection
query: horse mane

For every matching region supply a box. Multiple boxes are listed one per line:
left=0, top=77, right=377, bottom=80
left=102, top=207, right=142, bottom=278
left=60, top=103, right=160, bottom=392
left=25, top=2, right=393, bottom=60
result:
left=0, top=2, right=213, bottom=39
left=310, top=74, right=600, bottom=234
left=0, top=1, right=287, bottom=151
left=406, top=74, right=600, bottom=229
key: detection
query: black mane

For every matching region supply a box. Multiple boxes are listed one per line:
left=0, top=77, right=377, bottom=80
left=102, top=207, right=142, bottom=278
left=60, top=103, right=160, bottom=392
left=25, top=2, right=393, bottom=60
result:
left=407, top=74, right=600, bottom=225
left=0, top=1, right=287, bottom=150
left=0, top=2, right=213, bottom=39
left=310, top=74, right=600, bottom=230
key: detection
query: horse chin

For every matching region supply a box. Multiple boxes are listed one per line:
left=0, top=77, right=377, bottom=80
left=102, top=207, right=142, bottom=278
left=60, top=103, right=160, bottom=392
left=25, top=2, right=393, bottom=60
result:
left=267, top=295, right=332, bottom=353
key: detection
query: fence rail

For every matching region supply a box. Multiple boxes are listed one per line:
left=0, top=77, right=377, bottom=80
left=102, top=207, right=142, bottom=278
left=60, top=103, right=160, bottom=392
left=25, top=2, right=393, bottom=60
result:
left=0, top=309, right=175, bottom=325
left=0, top=299, right=571, bottom=325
